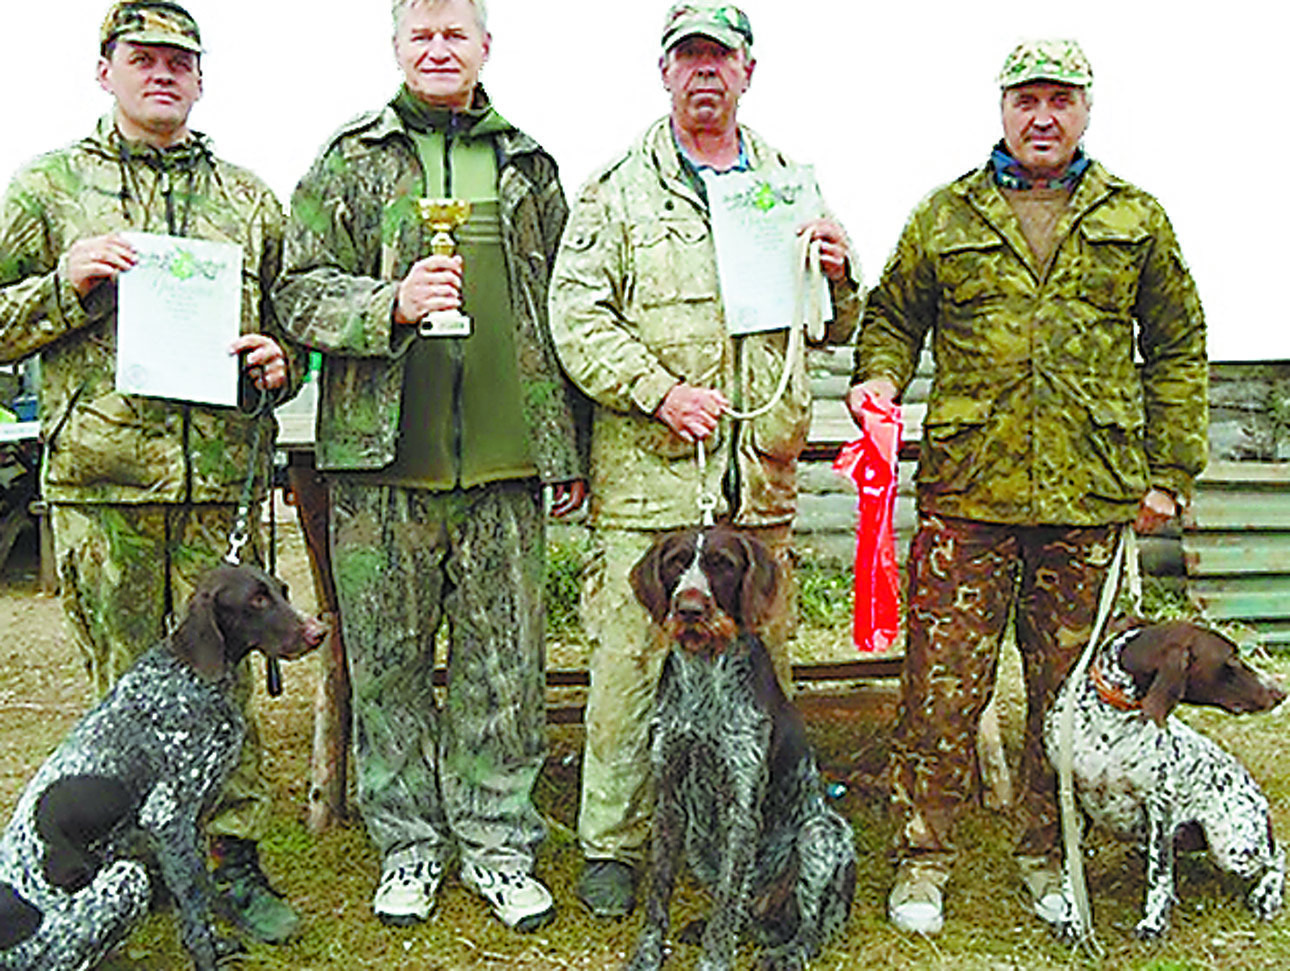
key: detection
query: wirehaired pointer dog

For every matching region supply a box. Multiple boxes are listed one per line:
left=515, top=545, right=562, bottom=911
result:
left=1044, top=619, right=1286, bottom=940
left=0, top=564, right=326, bottom=971
left=625, top=526, right=856, bottom=971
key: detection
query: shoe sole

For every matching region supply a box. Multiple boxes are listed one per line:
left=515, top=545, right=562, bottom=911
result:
left=376, top=910, right=429, bottom=928
left=512, top=905, right=557, bottom=933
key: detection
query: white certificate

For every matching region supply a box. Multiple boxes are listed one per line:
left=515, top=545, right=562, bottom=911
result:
left=704, top=165, right=833, bottom=336
left=116, top=232, right=242, bottom=407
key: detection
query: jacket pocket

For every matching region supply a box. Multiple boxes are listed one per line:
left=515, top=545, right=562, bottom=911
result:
left=1078, top=221, right=1149, bottom=313
left=633, top=412, right=721, bottom=459
left=1082, top=392, right=1149, bottom=500
left=917, top=395, right=992, bottom=495
left=631, top=219, right=719, bottom=308
left=45, top=392, right=178, bottom=491
left=936, top=232, right=1005, bottom=305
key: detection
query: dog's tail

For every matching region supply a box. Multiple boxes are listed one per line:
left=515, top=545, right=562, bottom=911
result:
left=0, top=881, right=42, bottom=949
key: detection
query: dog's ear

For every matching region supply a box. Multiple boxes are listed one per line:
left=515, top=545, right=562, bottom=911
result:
left=1121, top=626, right=1188, bottom=727
left=736, top=534, right=779, bottom=630
left=630, top=536, right=674, bottom=625
left=171, top=587, right=229, bottom=683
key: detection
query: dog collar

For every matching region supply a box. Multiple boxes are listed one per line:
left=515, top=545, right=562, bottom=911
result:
left=1089, top=654, right=1142, bottom=712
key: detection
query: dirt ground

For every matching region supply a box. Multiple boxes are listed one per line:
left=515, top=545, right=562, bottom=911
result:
left=2, top=517, right=1289, bottom=970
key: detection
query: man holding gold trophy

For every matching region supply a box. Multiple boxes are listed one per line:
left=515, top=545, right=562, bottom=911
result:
left=275, top=0, right=586, bottom=933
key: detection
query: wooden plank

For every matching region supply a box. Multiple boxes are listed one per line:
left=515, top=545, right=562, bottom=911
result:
left=1188, top=585, right=1290, bottom=622
left=1183, top=531, right=1290, bottom=576
left=1187, top=491, right=1290, bottom=530
left=429, top=658, right=903, bottom=693
left=1196, top=461, right=1290, bottom=486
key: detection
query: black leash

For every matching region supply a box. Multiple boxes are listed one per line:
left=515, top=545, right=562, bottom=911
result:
left=225, top=378, right=282, bottom=696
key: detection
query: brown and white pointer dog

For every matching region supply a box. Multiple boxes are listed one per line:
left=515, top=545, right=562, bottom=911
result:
left=0, top=564, right=326, bottom=971
left=626, top=526, right=855, bottom=971
left=1044, top=619, right=1286, bottom=940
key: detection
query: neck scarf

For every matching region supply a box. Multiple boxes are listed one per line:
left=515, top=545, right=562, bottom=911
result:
left=990, top=140, right=1089, bottom=191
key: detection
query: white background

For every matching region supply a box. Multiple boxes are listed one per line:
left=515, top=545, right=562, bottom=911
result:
left=2, top=0, right=1282, bottom=361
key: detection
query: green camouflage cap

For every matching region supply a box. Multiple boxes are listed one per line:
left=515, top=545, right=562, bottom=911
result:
left=661, top=2, right=753, bottom=52
left=100, top=1, right=202, bottom=54
left=998, top=39, right=1092, bottom=89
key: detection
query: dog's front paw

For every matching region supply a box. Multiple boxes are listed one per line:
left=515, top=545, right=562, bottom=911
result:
left=1248, top=867, right=1285, bottom=921
left=1045, top=917, right=1081, bottom=944
left=1132, top=916, right=1168, bottom=941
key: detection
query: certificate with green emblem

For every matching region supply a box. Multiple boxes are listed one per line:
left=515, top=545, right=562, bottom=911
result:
left=703, top=165, right=833, bottom=337
left=116, top=232, right=242, bottom=407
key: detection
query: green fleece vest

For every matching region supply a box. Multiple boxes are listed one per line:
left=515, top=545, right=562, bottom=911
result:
left=364, top=103, right=535, bottom=490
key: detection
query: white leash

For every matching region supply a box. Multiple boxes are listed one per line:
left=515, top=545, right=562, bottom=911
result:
left=1056, top=525, right=1139, bottom=954
left=693, top=234, right=824, bottom=525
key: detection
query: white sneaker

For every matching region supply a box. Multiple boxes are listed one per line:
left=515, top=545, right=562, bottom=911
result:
left=372, top=857, right=444, bottom=926
left=460, top=860, right=556, bottom=932
left=1017, top=855, right=1072, bottom=926
left=888, top=860, right=948, bottom=935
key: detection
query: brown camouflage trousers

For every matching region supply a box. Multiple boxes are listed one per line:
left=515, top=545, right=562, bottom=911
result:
left=51, top=502, right=270, bottom=840
left=577, top=523, right=796, bottom=865
left=330, top=478, right=548, bottom=871
left=890, top=514, right=1117, bottom=866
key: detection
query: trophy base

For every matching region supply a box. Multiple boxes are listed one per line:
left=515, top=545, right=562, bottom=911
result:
left=418, top=311, right=473, bottom=338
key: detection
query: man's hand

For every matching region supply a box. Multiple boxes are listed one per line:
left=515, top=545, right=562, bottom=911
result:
left=845, top=378, right=898, bottom=426
left=798, top=218, right=851, bottom=282
left=656, top=383, right=730, bottom=443
left=394, top=255, right=463, bottom=325
left=65, top=234, right=138, bottom=296
left=550, top=479, right=588, bottom=518
left=1134, top=487, right=1178, bottom=534
left=230, top=333, right=288, bottom=390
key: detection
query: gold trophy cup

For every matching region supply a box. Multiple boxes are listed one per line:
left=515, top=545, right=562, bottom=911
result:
left=416, top=198, right=473, bottom=337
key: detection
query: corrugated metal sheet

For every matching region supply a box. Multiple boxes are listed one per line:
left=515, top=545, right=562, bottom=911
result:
left=1183, top=461, right=1290, bottom=645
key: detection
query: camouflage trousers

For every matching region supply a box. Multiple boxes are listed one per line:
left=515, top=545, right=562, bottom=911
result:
left=330, top=478, right=548, bottom=872
left=51, top=502, right=270, bottom=840
left=577, top=523, right=796, bottom=865
left=890, top=513, right=1117, bottom=867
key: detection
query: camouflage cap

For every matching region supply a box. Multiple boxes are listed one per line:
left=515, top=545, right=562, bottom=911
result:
left=998, top=39, right=1092, bottom=89
left=100, top=1, right=203, bottom=55
left=661, top=2, right=753, bottom=52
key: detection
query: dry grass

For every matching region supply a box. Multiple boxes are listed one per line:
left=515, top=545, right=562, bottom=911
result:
left=1, top=524, right=1288, bottom=970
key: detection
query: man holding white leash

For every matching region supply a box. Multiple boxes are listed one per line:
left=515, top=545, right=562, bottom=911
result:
left=849, top=39, right=1208, bottom=935
left=549, top=0, right=861, bottom=919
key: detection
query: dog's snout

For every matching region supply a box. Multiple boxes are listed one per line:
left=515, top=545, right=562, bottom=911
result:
left=304, top=616, right=330, bottom=649
left=671, top=586, right=710, bottom=622
left=1265, top=678, right=1287, bottom=708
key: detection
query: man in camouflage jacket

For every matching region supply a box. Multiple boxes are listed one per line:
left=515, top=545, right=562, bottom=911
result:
left=849, top=40, right=1207, bottom=935
left=549, top=1, right=861, bottom=917
left=0, top=0, right=302, bottom=944
left=274, top=0, right=584, bottom=933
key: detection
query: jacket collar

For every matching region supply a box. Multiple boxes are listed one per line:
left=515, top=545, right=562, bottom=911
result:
left=643, top=116, right=774, bottom=213
left=357, top=87, right=544, bottom=172
left=955, top=158, right=1119, bottom=280
left=83, top=113, right=212, bottom=164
